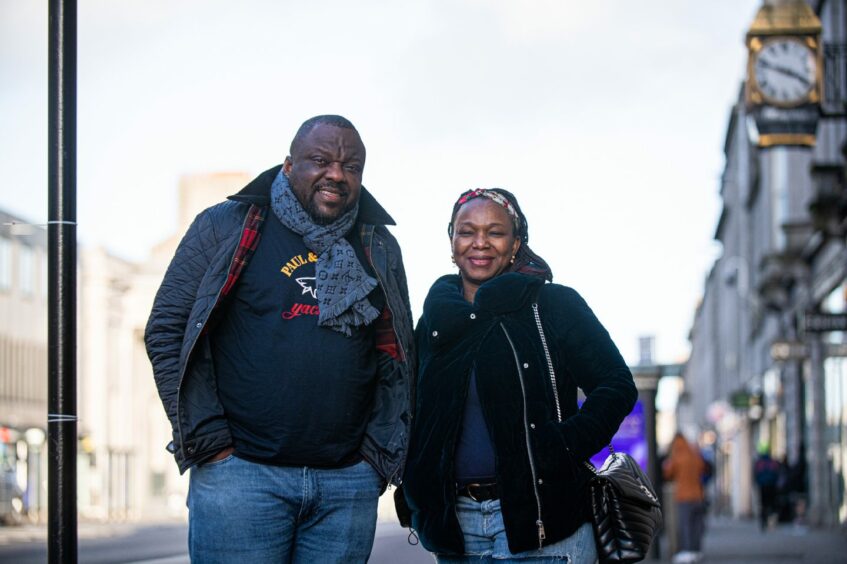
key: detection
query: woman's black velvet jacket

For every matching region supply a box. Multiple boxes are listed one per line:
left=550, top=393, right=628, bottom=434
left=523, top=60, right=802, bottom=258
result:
left=403, top=273, right=637, bottom=555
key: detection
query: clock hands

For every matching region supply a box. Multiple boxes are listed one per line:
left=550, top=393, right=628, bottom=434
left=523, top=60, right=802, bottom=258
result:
left=757, top=58, right=813, bottom=87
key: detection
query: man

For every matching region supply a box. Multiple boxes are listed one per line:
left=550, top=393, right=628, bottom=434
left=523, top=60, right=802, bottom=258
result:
left=145, top=115, right=414, bottom=562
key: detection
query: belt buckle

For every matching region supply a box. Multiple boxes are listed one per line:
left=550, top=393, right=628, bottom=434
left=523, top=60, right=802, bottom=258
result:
left=466, top=483, right=483, bottom=502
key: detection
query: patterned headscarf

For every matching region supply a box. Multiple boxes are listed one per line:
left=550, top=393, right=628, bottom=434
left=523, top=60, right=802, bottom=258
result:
left=455, top=189, right=521, bottom=232
left=448, top=187, right=553, bottom=282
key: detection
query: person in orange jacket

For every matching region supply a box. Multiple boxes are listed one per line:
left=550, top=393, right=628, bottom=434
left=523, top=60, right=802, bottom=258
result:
left=663, top=432, right=707, bottom=563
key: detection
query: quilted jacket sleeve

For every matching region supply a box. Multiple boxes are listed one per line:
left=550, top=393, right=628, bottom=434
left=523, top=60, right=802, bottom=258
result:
left=388, top=230, right=415, bottom=365
left=144, top=208, right=219, bottom=438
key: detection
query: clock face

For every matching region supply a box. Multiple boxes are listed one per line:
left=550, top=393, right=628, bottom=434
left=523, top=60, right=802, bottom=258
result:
left=753, top=39, right=816, bottom=105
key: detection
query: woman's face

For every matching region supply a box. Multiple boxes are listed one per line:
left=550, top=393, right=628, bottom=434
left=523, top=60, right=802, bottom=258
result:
left=451, top=198, right=521, bottom=293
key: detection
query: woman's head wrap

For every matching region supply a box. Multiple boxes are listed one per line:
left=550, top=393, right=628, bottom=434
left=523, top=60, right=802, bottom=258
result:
left=448, top=188, right=553, bottom=282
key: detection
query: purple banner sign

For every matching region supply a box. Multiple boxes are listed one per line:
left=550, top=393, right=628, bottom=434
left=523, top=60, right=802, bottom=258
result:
left=586, top=399, right=647, bottom=471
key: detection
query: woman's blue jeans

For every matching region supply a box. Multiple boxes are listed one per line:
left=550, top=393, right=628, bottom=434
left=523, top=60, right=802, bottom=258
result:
left=436, top=496, right=598, bottom=563
left=187, top=455, right=383, bottom=563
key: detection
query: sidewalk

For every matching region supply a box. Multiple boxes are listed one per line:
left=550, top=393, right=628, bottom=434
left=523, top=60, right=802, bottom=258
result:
left=650, top=516, right=847, bottom=563
left=0, top=521, right=156, bottom=546
left=2, top=515, right=845, bottom=562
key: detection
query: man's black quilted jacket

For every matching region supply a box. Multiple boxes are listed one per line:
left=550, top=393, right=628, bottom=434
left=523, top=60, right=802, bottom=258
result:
left=144, top=165, right=415, bottom=481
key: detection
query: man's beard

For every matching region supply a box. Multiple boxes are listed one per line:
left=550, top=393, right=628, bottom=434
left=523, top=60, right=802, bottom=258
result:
left=307, top=203, right=339, bottom=225
left=306, top=184, right=355, bottom=225
left=306, top=182, right=356, bottom=225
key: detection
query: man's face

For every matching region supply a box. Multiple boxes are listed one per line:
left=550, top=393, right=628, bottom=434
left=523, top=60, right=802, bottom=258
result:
left=283, top=124, right=366, bottom=224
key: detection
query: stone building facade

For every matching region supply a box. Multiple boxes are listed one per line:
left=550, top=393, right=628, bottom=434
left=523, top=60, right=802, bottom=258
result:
left=685, top=0, right=847, bottom=525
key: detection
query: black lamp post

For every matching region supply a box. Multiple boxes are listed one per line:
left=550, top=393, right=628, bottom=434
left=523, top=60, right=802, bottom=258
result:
left=48, top=0, right=78, bottom=562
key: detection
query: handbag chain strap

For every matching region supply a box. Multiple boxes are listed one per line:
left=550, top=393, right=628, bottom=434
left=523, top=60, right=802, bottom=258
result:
left=532, top=302, right=562, bottom=423
left=531, top=297, right=612, bottom=476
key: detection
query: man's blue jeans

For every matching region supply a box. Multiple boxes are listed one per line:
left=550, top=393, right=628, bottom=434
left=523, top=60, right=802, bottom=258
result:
left=187, top=455, right=383, bottom=563
left=436, top=496, right=598, bottom=563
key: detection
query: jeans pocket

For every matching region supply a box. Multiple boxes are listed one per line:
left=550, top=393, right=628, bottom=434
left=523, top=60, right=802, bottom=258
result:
left=357, top=460, right=386, bottom=493
left=200, top=453, right=235, bottom=468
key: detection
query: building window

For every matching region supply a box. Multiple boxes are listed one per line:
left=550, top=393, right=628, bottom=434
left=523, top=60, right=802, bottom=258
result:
left=823, top=42, right=846, bottom=116
left=18, top=245, right=34, bottom=297
left=0, top=238, right=11, bottom=291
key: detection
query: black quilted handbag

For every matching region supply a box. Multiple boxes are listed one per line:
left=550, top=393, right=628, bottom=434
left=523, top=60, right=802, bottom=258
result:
left=585, top=449, right=662, bottom=563
left=531, top=297, right=662, bottom=563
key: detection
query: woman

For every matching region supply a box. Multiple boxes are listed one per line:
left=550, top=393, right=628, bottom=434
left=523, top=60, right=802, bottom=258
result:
left=402, top=188, right=638, bottom=563
left=663, top=433, right=707, bottom=563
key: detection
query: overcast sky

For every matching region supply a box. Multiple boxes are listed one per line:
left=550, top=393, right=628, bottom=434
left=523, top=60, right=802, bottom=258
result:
left=0, top=0, right=762, bottom=364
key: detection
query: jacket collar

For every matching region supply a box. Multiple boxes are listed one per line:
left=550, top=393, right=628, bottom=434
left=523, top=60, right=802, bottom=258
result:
left=227, top=164, right=396, bottom=226
left=421, top=273, right=545, bottom=349
left=424, top=273, right=545, bottom=322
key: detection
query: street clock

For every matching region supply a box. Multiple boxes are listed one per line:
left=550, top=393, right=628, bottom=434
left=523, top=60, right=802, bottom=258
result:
left=750, top=37, right=818, bottom=107
left=745, top=1, right=822, bottom=147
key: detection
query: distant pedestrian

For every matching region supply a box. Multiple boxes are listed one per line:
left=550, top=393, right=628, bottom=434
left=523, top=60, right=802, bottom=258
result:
left=663, top=432, right=707, bottom=564
left=776, top=455, right=793, bottom=523
left=787, top=448, right=808, bottom=526
left=145, top=115, right=415, bottom=562
left=700, top=446, right=715, bottom=512
left=753, top=443, right=782, bottom=531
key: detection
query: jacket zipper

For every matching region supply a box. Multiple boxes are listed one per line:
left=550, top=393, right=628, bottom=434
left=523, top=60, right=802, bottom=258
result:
left=499, top=322, right=546, bottom=548
left=175, top=208, right=253, bottom=459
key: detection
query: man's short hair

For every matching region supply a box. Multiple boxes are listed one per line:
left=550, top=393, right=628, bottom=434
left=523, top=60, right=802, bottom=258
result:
left=290, top=115, right=359, bottom=154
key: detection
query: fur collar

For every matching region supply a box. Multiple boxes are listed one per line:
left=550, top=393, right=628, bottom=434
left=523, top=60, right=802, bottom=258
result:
left=422, top=273, right=545, bottom=345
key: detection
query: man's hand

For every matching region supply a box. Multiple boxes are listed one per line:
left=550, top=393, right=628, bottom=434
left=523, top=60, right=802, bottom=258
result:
left=208, top=446, right=235, bottom=462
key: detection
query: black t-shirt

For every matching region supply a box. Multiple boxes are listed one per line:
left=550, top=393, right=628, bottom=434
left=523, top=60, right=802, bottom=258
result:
left=212, top=212, right=383, bottom=467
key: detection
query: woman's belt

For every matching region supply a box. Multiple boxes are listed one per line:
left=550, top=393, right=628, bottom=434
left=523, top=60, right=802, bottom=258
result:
left=456, top=482, right=499, bottom=501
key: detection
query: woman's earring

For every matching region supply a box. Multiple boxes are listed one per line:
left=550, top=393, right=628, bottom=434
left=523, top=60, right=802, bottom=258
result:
left=510, top=255, right=516, bottom=264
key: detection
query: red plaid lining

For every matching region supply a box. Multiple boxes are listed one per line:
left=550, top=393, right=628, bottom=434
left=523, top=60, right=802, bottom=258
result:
left=374, top=306, right=402, bottom=361
left=202, top=205, right=266, bottom=336
left=362, top=237, right=403, bottom=362
left=220, top=204, right=265, bottom=300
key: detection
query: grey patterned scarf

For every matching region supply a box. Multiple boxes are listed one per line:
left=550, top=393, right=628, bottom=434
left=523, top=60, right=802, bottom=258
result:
left=271, top=169, right=379, bottom=336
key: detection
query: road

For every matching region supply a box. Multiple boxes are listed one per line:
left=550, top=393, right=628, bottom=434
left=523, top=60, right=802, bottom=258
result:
left=0, top=521, right=433, bottom=563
